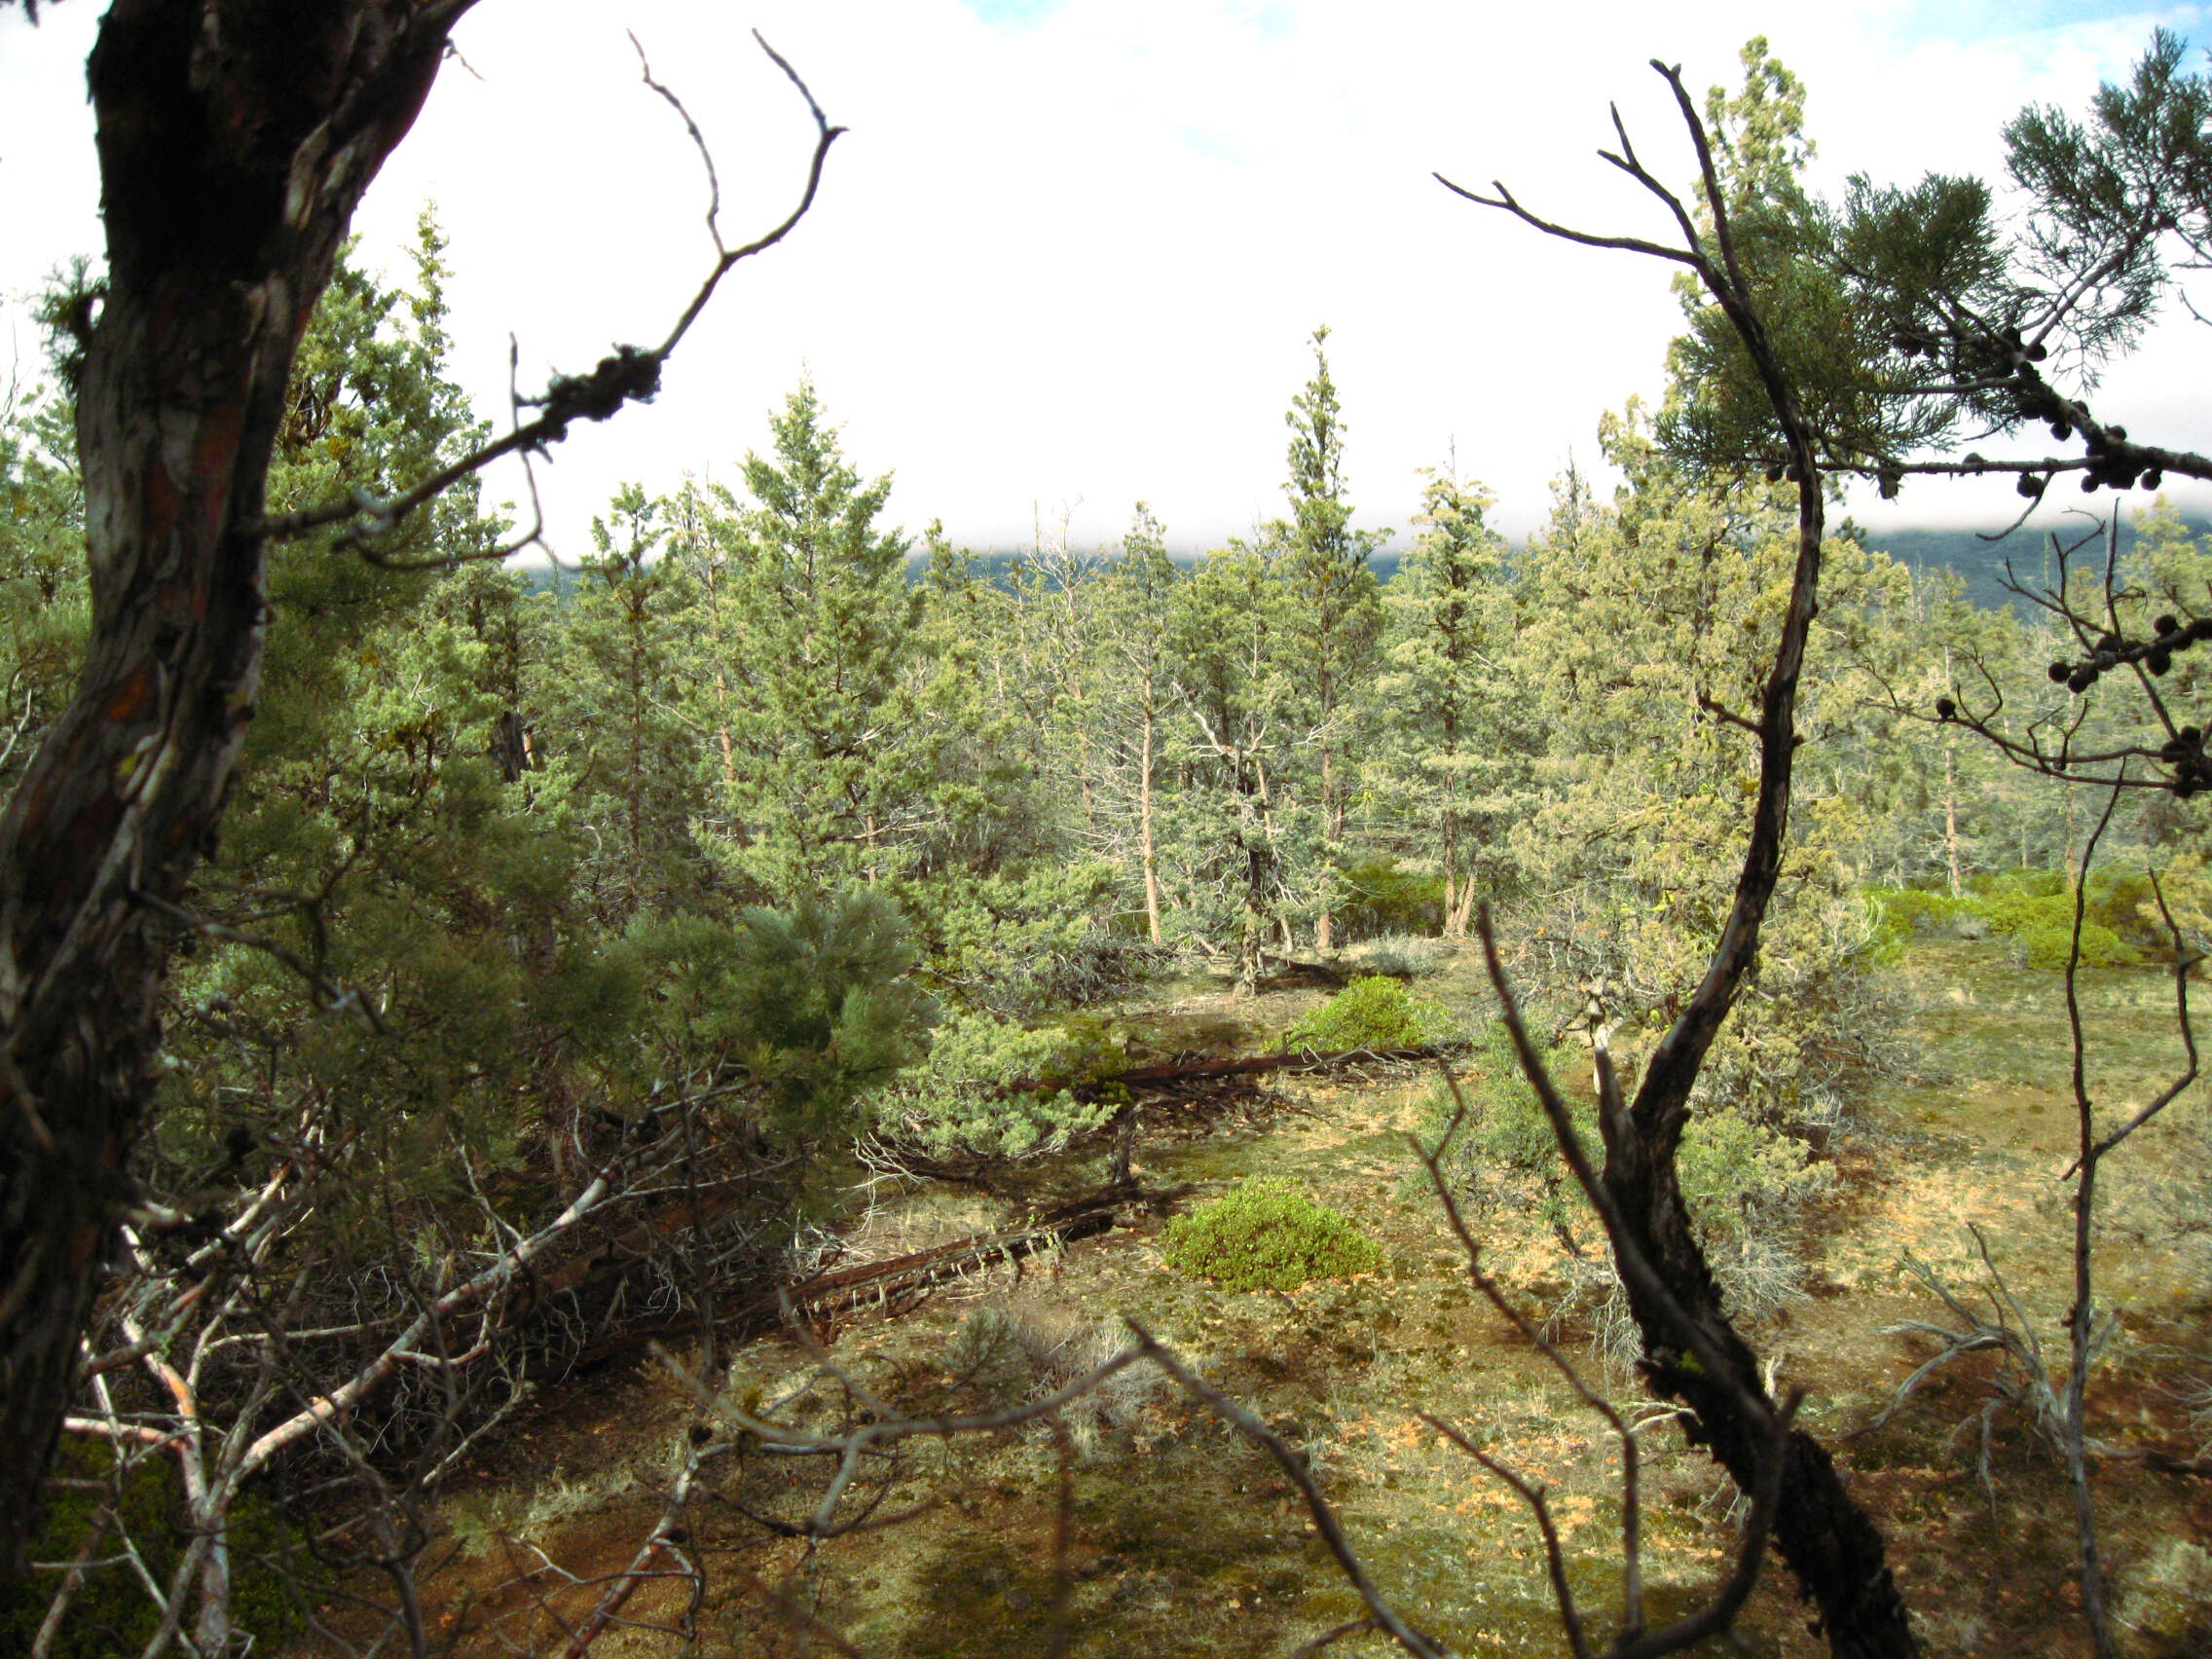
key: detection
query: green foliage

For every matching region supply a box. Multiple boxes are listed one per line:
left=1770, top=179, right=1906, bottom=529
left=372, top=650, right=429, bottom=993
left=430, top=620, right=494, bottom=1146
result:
left=1161, top=1177, right=1382, bottom=1293
left=1372, top=470, right=1527, bottom=935
left=680, top=380, right=922, bottom=904
left=1871, top=871, right=2154, bottom=969
left=0, top=1441, right=316, bottom=1657
left=876, top=1008, right=1126, bottom=1160
left=541, top=481, right=705, bottom=921
left=1283, top=975, right=1449, bottom=1051
left=1424, top=1025, right=1832, bottom=1302
left=1662, top=31, right=2212, bottom=509
left=1334, top=855, right=1445, bottom=940
left=1419, top=1023, right=1592, bottom=1235
left=630, top=890, right=933, bottom=1130
left=1676, top=1103, right=1836, bottom=1228
left=1868, top=885, right=1969, bottom=946
left=903, top=861, right=1141, bottom=1016
left=0, top=374, right=85, bottom=801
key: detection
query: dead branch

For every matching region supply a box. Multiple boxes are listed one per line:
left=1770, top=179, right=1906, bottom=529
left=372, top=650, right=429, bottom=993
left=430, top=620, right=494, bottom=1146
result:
left=251, top=32, right=844, bottom=567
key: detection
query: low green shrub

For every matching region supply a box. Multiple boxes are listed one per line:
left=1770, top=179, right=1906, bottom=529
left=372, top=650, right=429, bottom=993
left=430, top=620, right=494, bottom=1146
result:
left=1869, top=886, right=1972, bottom=954
left=1344, top=933, right=1449, bottom=980
left=874, top=1009, right=1128, bottom=1159
left=1284, top=975, right=1450, bottom=1051
left=1161, top=1177, right=1382, bottom=1292
left=1871, top=871, right=2153, bottom=969
left=1418, top=1022, right=1833, bottom=1340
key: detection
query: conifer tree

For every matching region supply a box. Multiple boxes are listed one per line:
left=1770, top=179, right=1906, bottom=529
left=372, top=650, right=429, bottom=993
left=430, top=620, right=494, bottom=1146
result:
left=1375, top=468, right=1523, bottom=936
left=543, top=483, right=704, bottom=922
left=0, top=375, right=84, bottom=805
left=1276, top=327, right=1385, bottom=952
left=903, top=522, right=1038, bottom=879
left=1095, top=505, right=1180, bottom=943
left=697, top=380, right=920, bottom=903
left=1170, top=542, right=1301, bottom=983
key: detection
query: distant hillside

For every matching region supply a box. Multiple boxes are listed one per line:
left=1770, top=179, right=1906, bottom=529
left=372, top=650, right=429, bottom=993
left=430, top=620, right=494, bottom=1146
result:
left=1854, top=519, right=2210, bottom=613
left=529, top=524, right=2198, bottom=615
left=518, top=560, right=583, bottom=599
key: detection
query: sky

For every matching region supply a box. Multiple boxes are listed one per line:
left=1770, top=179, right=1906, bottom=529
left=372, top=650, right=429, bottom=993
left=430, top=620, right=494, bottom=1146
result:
left=4, top=1, right=2211, bottom=559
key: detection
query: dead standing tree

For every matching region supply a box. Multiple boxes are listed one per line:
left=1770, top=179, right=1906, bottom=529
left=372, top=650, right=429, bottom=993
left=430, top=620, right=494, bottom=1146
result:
left=0, top=0, right=840, bottom=1577
left=1436, top=60, right=1920, bottom=1658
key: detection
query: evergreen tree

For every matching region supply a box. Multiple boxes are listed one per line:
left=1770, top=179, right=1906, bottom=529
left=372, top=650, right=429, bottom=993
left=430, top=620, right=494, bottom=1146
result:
left=542, top=482, right=704, bottom=921
left=697, top=380, right=920, bottom=902
left=1169, top=542, right=1302, bottom=984
left=903, top=521, right=1041, bottom=879
left=0, top=372, right=85, bottom=804
left=1275, top=326, right=1385, bottom=952
left=1094, top=504, right=1181, bottom=943
left=1374, top=467, right=1524, bottom=936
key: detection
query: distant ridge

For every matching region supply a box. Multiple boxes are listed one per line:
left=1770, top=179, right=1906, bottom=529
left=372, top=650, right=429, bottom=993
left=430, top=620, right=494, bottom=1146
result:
left=531, top=522, right=2205, bottom=613
left=1853, top=518, right=2211, bottom=612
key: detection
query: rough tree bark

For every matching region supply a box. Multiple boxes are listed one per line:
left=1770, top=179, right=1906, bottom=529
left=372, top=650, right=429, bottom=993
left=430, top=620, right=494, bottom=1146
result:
left=0, top=0, right=471, bottom=1576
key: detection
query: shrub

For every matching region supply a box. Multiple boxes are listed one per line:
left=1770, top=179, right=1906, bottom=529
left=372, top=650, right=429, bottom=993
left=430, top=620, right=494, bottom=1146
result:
left=1872, top=872, right=2152, bottom=969
left=1284, top=975, right=1450, bottom=1052
left=1418, top=1021, right=1592, bottom=1235
left=1869, top=886, right=1972, bottom=953
left=1344, top=933, right=1449, bottom=980
left=874, top=1009, right=1127, bottom=1160
left=1419, top=1022, right=1832, bottom=1357
left=1161, top=1177, right=1382, bottom=1292
left=939, top=1303, right=1171, bottom=1461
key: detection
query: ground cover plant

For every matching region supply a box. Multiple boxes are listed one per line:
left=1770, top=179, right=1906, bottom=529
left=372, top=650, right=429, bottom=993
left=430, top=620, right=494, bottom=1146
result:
left=1160, top=1176, right=1384, bottom=1292
left=309, top=936, right=2206, bottom=1659
left=1284, top=975, right=1452, bottom=1052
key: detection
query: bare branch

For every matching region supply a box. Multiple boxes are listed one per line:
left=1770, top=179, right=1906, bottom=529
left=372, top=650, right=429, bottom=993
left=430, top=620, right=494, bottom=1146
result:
left=252, top=33, right=844, bottom=563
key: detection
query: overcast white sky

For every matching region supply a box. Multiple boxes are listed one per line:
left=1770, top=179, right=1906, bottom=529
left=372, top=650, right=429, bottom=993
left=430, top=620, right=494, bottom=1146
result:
left=5, top=1, right=2211, bottom=557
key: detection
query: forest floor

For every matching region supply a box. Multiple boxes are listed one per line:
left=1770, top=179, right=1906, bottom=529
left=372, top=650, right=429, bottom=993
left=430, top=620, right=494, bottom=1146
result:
left=384, top=939, right=2212, bottom=1659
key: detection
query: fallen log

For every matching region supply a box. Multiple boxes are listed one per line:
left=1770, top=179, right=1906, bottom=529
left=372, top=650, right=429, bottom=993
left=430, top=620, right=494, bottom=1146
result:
left=761, top=1193, right=1124, bottom=1321
left=568, top=1190, right=1129, bottom=1368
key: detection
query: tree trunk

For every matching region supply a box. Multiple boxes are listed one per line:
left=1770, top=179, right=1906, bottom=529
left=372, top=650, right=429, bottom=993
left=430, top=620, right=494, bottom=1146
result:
left=1139, top=705, right=1161, bottom=944
left=1590, top=438, right=1918, bottom=1656
left=1315, top=749, right=1335, bottom=954
left=0, top=0, right=454, bottom=1574
left=1943, top=741, right=1963, bottom=899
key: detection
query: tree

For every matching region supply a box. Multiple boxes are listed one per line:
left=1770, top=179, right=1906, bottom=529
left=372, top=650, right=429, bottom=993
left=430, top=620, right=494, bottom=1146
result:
left=1168, top=541, right=1302, bottom=984
left=0, top=371, right=86, bottom=807
left=543, top=482, right=706, bottom=921
left=1094, top=505, right=1180, bottom=943
left=0, top=2, right=839, bottom=1573
left=1373, top=465, right=1522, bottom=938
left=693, top=380, right=921, bottom=903
left=1275, top=327, right=1385, bottom=953
left=1439, top=49, right=1922, bottom=1656
left=1668, top=30, right=2212, bottom=531
left=1656, top=39, right=2212, bottom=1658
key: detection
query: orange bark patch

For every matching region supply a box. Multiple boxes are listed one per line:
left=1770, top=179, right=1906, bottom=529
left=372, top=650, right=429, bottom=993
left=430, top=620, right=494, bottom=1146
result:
left=103, top=660, right=154, bottom=724
left=141, top=453, right=180, bottom=550
left=191, top=402, right=245, bottom=547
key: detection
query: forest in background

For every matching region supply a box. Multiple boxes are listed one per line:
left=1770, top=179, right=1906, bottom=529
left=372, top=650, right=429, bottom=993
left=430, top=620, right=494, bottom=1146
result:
left=5, top=18, right=2212, bottom=1659
left=14, top=220, right=2191, bottom=1182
